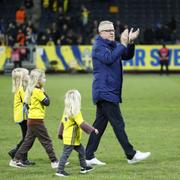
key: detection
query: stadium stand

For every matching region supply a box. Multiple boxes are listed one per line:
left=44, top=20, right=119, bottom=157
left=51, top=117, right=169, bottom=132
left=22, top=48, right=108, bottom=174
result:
left=0, top=0, right=180, bottom=46
left=0, top=0, right=180, bottom=73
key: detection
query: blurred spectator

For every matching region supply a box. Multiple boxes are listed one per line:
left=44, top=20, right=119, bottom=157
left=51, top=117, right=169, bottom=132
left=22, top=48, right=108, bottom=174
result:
left=40, top=0, right=57, bottom=30
left=154, top=22, right=163, bottom=44
left=16, top=29, right=26, bottom=46
left=16, top=6, right=26, bottom=25
left=45, top=27, right=53, bottom=41
left=56, top=37, right=61, bottom=46
left=162, top=25, right=171, bottom=42
left=51, top=22, right=60, bottom=45
left=81, top=5, right=89, bottom=26
left=92, top=20, right=98, bottom=32
left=159, top=44, right=169, bottom=75
left=7, top=35, right=15, bottom=46
left=0, top=17, right=5, bottom=34
left=6, top=22, right=17, bottom=46
left=64, top=16, right=72, bottom=29
left=63, top=0, right=69, bottom=13
left=167, top=17, right=177, bottom=44
left=77, top=36, right=83, bottom=45
left=40, top=0, right=51, bottom=30
left=24, top=0, right=34, bottom=9
left=66, top=29, right=76, bottom=45
left=26, top=19, right=36, bottom=33
left=51, top=0, right=58, bottom=12
left=143, top=26, right=154, bottom=44
left=24, top=0, right=34, bottom=21
left=19, top=46, right=29, bottom=61
left=11, top=43, right=21, bottom=68
left=115, top=20, right=125, bottom=38
left=168, top=16, right=176, bottom=33
left=37, top=32, right=49, bottom=45
left=56, top=6, right=64, bottom=29
left=26, top=27, right=36, bottom=45
left=0, top=17, right=5, bottom=45
left=46, top=38, right=55, bottom=46
left=61, top=24, right=68, bottom=38
left=88, top=20, right=98, bottom=44
left=42, top=0, right=49, bottom=10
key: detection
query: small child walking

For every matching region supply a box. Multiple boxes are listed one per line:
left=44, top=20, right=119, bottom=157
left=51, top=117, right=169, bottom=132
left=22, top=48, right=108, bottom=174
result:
left=9, top=68, right=34, bottom=166
left=10, top=69, right=58, bottom=169
left=56, top=89, right=99, bottom=177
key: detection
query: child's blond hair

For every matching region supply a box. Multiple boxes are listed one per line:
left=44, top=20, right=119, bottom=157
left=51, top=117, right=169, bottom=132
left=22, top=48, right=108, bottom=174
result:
left=24, top=69, right=45, bottom=104
left=64, top=89, right=81, bottom=118
left=12, top=68, right=29, bottom=93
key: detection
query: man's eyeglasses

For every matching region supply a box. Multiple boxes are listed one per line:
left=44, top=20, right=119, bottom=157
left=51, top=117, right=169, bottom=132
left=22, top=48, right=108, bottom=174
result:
left=102, top=29, right=115, bottom=33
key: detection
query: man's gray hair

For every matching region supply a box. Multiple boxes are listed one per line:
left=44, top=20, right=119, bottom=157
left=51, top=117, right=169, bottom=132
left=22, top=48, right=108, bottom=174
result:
left=98, top=21, right=114, bottom=32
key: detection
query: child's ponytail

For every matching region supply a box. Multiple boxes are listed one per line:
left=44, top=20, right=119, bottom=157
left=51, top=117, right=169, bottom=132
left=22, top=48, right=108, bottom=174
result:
left=12, top=68, right=29, bottom=93
left=64, top=89, right=81, bottom=118
left=24, top=69, right=44, bottom=104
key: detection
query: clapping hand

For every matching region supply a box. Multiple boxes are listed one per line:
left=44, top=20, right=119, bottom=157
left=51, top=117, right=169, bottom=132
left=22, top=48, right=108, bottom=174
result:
left=23, top=103, right=29, bottom=119
left=58, top=134, right=63, bottom=140
left=129, top=28, right=140, bottom=43
left=120, top=28, right=140, bottom=46
left=120, top=29, right=129, bottom=47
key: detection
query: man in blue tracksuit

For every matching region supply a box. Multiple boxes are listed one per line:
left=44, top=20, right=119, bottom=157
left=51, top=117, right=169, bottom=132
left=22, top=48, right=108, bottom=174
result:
left=86, top=21, right=151, bottom=165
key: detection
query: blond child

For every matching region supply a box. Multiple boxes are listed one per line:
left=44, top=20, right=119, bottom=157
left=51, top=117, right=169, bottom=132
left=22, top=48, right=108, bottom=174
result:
left=56, top=89, right=99, bottom=177
left=9, top=68, right=34, bottom=166
left=10, top=69, right=58, bottom=169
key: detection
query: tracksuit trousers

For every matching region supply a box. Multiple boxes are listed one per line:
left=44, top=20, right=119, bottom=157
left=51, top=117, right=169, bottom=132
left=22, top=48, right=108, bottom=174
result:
left=86, top=100, right=136, bottom=160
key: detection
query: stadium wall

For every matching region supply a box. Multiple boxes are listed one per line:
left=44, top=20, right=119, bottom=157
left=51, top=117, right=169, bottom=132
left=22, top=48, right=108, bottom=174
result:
left=1, top=45, right=180, bottom=72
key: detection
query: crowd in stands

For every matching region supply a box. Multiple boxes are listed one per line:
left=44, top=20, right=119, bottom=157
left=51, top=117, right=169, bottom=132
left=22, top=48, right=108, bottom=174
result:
left=142, top=17, right=177, bottom=44
left=0, top=0, right=178, bottom=47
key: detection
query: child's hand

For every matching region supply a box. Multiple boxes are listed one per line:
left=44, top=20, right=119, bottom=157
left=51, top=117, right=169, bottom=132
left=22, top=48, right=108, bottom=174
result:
left=94, top=129, right=99, bottom=134
left=58, top=134, right=63, bottom=140
left=23, top=103, right=29, bottom=118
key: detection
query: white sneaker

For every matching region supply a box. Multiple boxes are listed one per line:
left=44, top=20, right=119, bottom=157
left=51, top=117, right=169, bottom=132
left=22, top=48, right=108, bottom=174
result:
left=51, top=161, right=59, bottom=169
left=9, top=160, right=25, bottom=168
left=86, top=157, right=106, bottom=166
left=127, top=151, right=151, bottom=164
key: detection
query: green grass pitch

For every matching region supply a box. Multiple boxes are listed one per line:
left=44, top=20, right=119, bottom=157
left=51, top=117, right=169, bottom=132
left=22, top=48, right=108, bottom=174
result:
left=0, top=74, right=180, bottom=180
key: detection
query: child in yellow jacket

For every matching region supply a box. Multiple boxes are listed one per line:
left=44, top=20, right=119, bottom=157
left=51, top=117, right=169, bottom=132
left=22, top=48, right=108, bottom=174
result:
left=9, top=68, right=34, bottom=166
left=10, top=69, right=58, bottom=169
left=56, top=89, right=99, bottom=177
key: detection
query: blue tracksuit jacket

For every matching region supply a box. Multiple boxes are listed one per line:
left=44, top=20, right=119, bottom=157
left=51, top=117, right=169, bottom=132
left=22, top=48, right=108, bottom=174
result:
left=92, top=35, right=135, bottom=104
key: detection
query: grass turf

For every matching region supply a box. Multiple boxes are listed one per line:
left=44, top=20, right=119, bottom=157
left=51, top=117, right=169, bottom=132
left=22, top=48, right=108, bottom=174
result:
left=0, top=74, right=180, bottom=180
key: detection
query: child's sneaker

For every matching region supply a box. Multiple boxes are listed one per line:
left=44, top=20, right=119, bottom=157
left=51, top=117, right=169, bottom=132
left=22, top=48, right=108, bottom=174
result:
left=51, top=161, right=59, bottom=169
left=55, top=170, right=69, bottom=177
left=9, top=160, right=26, bottom=168
left=80, top=166, right=94, bottom=174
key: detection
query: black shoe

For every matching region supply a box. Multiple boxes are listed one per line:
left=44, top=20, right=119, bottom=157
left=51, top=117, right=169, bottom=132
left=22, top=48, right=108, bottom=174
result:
left=22, top=160, right=36, bottom=166
left=80, top=166, right=94, bottom=174
left=55, top=170, right=70, bottom=177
